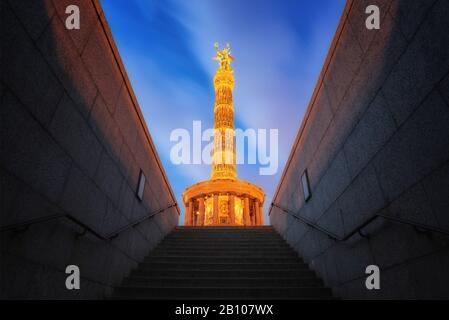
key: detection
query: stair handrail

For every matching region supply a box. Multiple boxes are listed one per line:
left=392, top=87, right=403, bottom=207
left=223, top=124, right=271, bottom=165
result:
left=0, top=203, right=177, bottom=241
left=270, top=203, right=449, bottom=241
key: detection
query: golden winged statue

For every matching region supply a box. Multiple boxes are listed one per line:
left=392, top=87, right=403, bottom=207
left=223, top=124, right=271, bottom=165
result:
left=214, top=42, right=234, bottom=70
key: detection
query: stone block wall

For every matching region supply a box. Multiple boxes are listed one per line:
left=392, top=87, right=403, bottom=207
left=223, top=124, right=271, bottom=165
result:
left=270, top=0, right=449, bottom=299
left=0, top=0, right=179, bottom=298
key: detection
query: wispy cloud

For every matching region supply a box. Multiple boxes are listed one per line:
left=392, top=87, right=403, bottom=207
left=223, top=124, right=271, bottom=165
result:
left=101, top=0, right=345, bottom=223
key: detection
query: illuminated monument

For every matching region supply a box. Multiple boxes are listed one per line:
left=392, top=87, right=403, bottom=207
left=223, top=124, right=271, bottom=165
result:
left=183, top=43, right=265, bottom=226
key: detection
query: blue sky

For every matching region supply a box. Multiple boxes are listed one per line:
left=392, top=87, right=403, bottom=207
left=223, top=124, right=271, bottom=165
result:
left=100, top=0, right=345, bottom=224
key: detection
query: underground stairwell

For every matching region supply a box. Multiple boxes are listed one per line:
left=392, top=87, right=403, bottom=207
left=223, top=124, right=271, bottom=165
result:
left=112, top=226, right=333, bottom=299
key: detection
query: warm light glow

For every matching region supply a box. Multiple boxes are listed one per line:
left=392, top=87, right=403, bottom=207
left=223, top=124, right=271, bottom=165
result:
left=202, top=197, right=211, bottom=225
left=211, top=43, right=236, bottom=180
left=183, top=43, right=265, bottom=226
left=234, top=197, right=243, bottom=225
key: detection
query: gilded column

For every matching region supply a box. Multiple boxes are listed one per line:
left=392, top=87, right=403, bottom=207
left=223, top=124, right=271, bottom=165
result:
left=182, top=43, right=265, bottom=227
left=251, top=205, right=255, bottom=226
left=243, top=196, right=250, bottom=226
left=198, top=197, right=205, bottom=226
left=259, top=204, right=264, bottom=225
left=184, top=200, right=193, bottom=226
left=213, top=194, right=219, bottom=225
left=229, top=194, right=235, bottom=225
left=211, top=43, right=236, bottom=181
left=255, top=200, right=260, bottom=226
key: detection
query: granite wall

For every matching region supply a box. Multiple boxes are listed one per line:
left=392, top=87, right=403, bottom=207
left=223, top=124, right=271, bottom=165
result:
left=270, top=0, right=449, bottom=299
left=0, top=0, right=179, bottom=298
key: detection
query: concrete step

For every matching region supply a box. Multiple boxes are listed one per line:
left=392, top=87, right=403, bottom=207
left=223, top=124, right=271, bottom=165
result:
left=147, top=251, right=300, bottom=258
left=112, top=226, right=333, bottom=299
left=170, top=232, right=278, bottom=236
left=152, top=244, right=294, bottom=251
left=171, top=228, right=277, bottom=232
left=168, top=231, right=279, bottom=236
left=163, top=235, right=285, bottom=242
left=169, top=233, right=279, bottom=237
left=123, top=277, right=324, bottom=288
left=174, top=226, right=276, bottom=231
left=144, top=255, right=305, bottom=264
left=113, top=286, right=333, bottom=299
left=136, top=262, right=309, bottom=271
left=150, top=249, right=297, bottom=257
left=157, top=245, right=289, bottom=252
left=160, top=239, right=289, bottom=248
left=166, top=233, right=283, bottom=240
left=130, top=268, right=317, bottom=278
left=156, top=242, right=292, bottom=250
left=159, top=242, right=289, bottom=248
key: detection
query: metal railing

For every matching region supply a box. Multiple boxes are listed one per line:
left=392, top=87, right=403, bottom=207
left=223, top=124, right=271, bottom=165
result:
left=0, top=203, right=177, bottom=241
left=270, top=203, right=449, bottom=241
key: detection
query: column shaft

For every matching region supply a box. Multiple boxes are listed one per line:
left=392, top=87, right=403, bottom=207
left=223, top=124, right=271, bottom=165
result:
left=213, top=194, right=219, bottom=225
left=243, top=196, right=250, bottom=226
left=198, top=197, right=205, bottom=226
left=251, top=205, right=255, bottom=226
left=184, top=200, right=193, bottom=226
left=229, top=194, right=235, bottom=225
left=255, top=200, right=260, bottom=225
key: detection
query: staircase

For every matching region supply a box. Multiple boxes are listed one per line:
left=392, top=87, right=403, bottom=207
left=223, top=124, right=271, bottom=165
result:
left=112, top=226, right=333, bottom=299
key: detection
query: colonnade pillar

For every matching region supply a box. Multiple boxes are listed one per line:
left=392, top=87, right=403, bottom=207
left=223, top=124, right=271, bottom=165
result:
left=255, top=200, right=261, bottom=225
left=198, top=197, right=205, bottom=226
left=213, top=193, right=219, bottom=225
left=243, top=196, right=250, bottom=226
left=251, top=202, right=256, bottom=225
left=184, top=199, right=193, bottom=226
left=229, top=194, right=235, bottom=225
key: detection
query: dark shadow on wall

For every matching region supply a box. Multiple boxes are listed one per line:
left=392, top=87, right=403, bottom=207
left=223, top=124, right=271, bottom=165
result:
left=0, top=0, right=178, bottom=298
left=270, top=0, right=449, bottom=299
